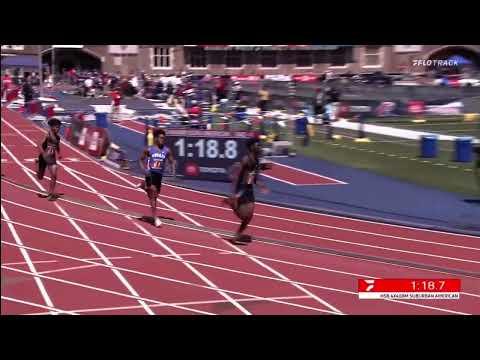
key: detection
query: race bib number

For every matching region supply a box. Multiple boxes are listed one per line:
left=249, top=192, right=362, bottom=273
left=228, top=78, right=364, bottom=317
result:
left=150, top=160, right=163, bottom=169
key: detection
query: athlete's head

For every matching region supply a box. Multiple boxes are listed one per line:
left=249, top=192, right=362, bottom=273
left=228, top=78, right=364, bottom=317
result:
left=48, top=118, right=61, bottom=135
left=246, top=137, right=261, bottom=158
left=153, top=128, right=166, bottom=146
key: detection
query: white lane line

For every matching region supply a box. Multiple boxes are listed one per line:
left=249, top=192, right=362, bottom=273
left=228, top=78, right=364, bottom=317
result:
left=269, top=161, right=348, bottom=185
left=260, top=173, right=299, bottom=186
left=39, top=264, right=106, bottom=275
left=2, top=117, right=251, bottom=316
left=82, top=256, right=132, bottom=261
left=1, top=296, right=78, bottom=315
left=1, top=247, right=340, bottom=315
left=101, top=165, right=345, bottom=315
left=1, top=140, right=155, bottom=315
left=151, top=253, right=202, bottom=258
left=3, top=260, right=58, bottom=266
left=1, top=204, right=56, bottom=315
left=2, top=256, right=132, bottom=267
left=295, top=183, right=347, bottom=186
left=26, top=295, right=313, bottom=315
left=2, top=264, right=216, bottom=315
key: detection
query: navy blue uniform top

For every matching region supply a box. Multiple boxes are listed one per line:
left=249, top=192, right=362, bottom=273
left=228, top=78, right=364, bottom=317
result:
left=235, top=156, right=260, bottom=193
left=42, top=131, right=60, bottom=163
left=146, top=145, right=170, bottom=174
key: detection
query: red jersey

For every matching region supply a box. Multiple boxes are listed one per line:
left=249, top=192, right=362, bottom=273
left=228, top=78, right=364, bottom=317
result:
left=111, top=91, right=121, bottom=106
left=188, top=105, right=202, bottom=117
left=2, top=75, right=12, bottom=90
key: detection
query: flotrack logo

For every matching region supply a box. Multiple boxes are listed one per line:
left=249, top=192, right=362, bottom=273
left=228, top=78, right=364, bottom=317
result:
left=412, top=59, right=458, bottom=67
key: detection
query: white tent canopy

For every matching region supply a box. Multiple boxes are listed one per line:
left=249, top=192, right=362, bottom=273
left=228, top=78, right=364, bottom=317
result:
left=52, top=45, right=84, bottom=48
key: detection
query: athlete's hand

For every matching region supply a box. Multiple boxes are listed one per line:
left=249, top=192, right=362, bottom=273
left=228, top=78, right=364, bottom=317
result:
left=259, top=186, right=270, bottom=195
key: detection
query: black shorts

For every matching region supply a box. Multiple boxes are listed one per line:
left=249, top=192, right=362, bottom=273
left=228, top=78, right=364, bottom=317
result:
left=145, top=172, right=163, bottom=192
left=37, top=154, right=56, bottom=180
left=237, top=185, right=255, bottom=205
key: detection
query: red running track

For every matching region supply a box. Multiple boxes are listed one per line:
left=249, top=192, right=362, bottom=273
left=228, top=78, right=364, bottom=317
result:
left=1, top=107, right=480, bottom=315
left=116, top=119, right=346, bottom=186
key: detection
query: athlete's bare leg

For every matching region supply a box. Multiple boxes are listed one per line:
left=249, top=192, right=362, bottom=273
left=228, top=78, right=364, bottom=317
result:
left=47, top=164, right=58, bottom=200
left=234, top=202, right=254, bottom=242
left=148, top=186, right=162, bottom=227
left=135, top=179, right=147, bottom=190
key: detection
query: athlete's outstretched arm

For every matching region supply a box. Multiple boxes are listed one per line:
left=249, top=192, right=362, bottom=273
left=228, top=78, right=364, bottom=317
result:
left=56, top=141, right=62, bottom=160
left=139, top=148, right=150, bottom=174
left=232, top=156, right=249, bottom=197
left=168, top=150, right=176, bottom=177
left=37, top=137, right=46, bottom=157
left=256, top=160, right=271, bottom=194
left=255, top=176, right=270, bottom=194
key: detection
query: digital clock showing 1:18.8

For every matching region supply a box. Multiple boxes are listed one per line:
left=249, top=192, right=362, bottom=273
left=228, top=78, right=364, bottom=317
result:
left=173, top=138, right=239, bottom=160
left=164, top=130, right=253, bottom=181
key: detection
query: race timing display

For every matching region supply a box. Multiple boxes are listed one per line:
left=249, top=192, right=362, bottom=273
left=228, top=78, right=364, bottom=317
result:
left=165, top=129, right=256, bottom=181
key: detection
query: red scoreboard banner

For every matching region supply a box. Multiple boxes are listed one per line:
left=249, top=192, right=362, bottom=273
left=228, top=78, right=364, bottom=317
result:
left=358, top=279, right=461, bottom=300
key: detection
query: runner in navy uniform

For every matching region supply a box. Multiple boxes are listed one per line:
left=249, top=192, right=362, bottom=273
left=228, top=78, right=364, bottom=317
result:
left=224, top=137, right=270, bottom=243
left=36, top=118, right=62, bottom=201
left=137, top=128, right=176, bottom=227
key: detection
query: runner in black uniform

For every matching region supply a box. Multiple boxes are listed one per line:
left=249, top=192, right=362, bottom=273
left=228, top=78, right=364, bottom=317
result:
left=36, top=118, right=62, bottom=201
left=224, top=137, right=270, bottom=243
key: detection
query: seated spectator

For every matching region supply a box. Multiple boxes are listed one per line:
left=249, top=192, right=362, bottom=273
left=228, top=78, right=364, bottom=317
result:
left=188, top=100, right=202, bottom=118
left=130, top=75, right=139, bottom=91
left=84, top=77, right=94, bottom=97
left=166, top=81, right=174, bottom=95
left=258, top=87, right=270, bottom=112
